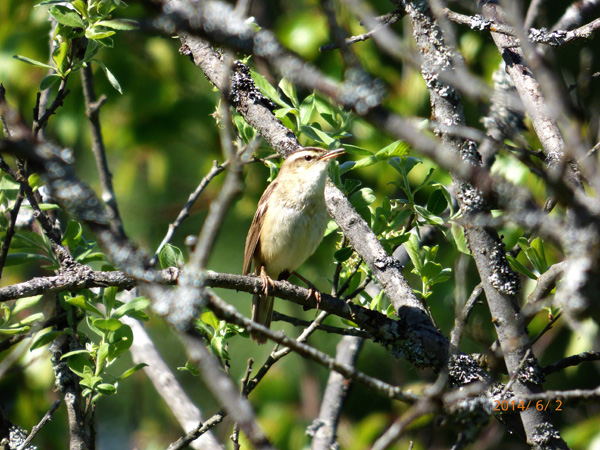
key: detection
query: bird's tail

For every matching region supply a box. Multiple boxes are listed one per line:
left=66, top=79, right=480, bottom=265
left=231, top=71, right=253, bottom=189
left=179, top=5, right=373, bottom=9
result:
left=251, top=293, right=274, bottom=345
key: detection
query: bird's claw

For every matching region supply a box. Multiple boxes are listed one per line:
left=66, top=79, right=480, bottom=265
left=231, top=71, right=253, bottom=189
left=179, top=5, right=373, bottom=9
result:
left=260, top=266, right=275, bottom=296
left=308, top=288, right=322, bottom=310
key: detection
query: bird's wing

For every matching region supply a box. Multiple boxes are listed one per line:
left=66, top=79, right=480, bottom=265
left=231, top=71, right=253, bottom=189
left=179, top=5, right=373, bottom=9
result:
left=243, top=180, right=278, bottom=275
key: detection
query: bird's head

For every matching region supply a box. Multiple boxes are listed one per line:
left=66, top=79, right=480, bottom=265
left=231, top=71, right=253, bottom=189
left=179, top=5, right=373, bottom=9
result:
left=280, top=147, right=344, bottom=178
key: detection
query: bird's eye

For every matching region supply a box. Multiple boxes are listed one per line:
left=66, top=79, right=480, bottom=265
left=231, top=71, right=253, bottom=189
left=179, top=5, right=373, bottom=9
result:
left=304, top=155, right=314, bottom=161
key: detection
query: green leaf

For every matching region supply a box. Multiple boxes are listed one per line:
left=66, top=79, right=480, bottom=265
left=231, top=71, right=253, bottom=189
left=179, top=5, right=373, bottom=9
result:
left=51, top=41, right=69, bottom=76
left=388, top=156, right=422, bottom=176
left=381, top=233, right=410, bottom=247
left=103, top=286, right=117, bottom=315
left=10, top=231, right=50, bottom=253
left=93, top=318, right=122, bottom=331
left=450, top=223, right=470, bottom=255
left=279, top=78, right=298, bottom=107
left=22, top=203, right=60, bottom=211
left=414, top=205, right=444, bottom=225
left=224, top=323, right=248, bottom=338
left=426, top=189, right=448, bottom=216
left=96, top=383, right=117, bottom=395
left=93, top=60, right=122, bottom=94
left=117, top=363, right=148, bottom=380
left=529, top=237, right=548, bottom=273
left=343, top=179, right=362, bottom=196
left=12, top=295, right=43, bottom=314
left=334, top=247, right=354, bottom=262
left=61, top=349, right=90, bottom=359
left=300, top=125, right=336, bottom=145
left=66, top=295, right=104, bottom=317
left=324, top=219, right=339, bottom=237
left=0, top=175, right=20, bottom=192
left=62, top=220, right=84, bottom=248
left=85, top=28, right=116, bottom=40
left=49, top=5, right=85, bottom=27
left=350, top=188, right=376, bottom=210
left=178, top=361, right=200, bottom=376
left=261, top=160, right=278, bottom=183
left=12, top=55, right=54, bottom=70
left=430, top=268, right=452, bottom=285
left=250, top=70, right=287, bottom=107
left=85, top=314, right=104, bottom=338
left=40, top=74, right=62, bottom=90
left=405, top=234, right=422, bottom=274
left=375, top=140, right=411, bottom=158
left=106, top=324, right=133, bottom=359
left=342, top=145, right=373, bottom=157
left=421, top=261, right=442, bottom=281
left=507, top=255, right=537, bottom=280
left=210, top=336, right=230, bottom=360
left=200, top=310, right=220, bottom=331
left=36, top=0, right=71, bottom=6
left=95, top=342, right=110, bottom=375
left=339, top=155, right=379, bottom=175
left=388, top=208, right=412, bottom=231
left=299, top=94, right=315, bottom=124
left=30, top=330, right=63, bottom=350
left=17, top=312, right=44, bottom=326
left=95, top=37, right=114, bottom=48
left=71, top=0, right=87, bottom=16
left=111, top=296, right=150, bottom=319
left=96, top=19, right=139, bottom=30
left=158, top=244, right=184, bottom=269
left=370, top=290, right=385, bottom=312
left=82, top=39, right=101, bottom=63
left=5, top=253, right=53, bottom=267
left=67, top=353, right=94, bottom=378
left=0, top=325, right=31, bottom=335
left=80, top=375, right=102, bottom=390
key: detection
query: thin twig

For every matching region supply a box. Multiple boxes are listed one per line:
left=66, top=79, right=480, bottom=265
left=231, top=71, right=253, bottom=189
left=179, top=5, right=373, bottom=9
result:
left=342, top=274, right=372, bottom=301
left=450, top=283, right=484, bottom=348
left=371, top=400, right=438, bottom=450
left=320, top=10, right=404, bottom=51
left=32, top=77, right=70, bottom=137
left=337, top=257, right=363, bottom=297
left=166, top=412, right=227, bottom=450
left=149, top=159, right=229, bottom=267
left=81, top=65, right=125, bottom=237
left=273, top=311, right=371, bottom=338
left=181, top=332, right=274, bottom=450
left=0, top=185, right=25, bottom=279
left=331, top=237, right=347, bottom=295
left=207, top=291, right=418, bottom=403
left=530, top=312, right=562, bottom=346
left=544, top=351, right=600, bottom=376
left=501, top=349, right=533, bottom=399
left=15, top=400, right=62, bottom=450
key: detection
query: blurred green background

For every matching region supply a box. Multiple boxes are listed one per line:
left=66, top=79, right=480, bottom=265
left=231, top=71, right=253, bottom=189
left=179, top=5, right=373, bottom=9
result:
left=2, top=0, right=600, bottom=449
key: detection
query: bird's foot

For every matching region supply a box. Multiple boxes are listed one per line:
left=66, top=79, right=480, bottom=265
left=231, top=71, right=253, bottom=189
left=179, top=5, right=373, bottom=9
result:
left=293, top=271, right=322, bottom=309
left=309, top=289, right=322, bottom=310
left=260, top=266, right=275, bottom=296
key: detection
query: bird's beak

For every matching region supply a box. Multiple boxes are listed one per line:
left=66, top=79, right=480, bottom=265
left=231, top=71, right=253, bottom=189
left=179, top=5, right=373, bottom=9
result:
left=319, top=148, right=345, bottom=161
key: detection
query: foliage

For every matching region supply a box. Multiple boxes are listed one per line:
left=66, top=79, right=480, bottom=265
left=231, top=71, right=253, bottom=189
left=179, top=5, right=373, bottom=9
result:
left=1, top=0, right=600, bottom=449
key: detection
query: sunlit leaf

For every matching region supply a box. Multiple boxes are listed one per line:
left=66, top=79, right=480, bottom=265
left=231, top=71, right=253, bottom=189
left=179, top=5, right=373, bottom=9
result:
left=93, top=59, right=122, bottom=94
left=12, top=55, right=54, bottom=70
left=49, top=5, right=85, bottom=28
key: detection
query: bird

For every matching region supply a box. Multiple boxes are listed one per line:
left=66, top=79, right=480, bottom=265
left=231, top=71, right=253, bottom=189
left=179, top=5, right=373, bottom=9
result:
left=243, top=147, right=344, bottom=344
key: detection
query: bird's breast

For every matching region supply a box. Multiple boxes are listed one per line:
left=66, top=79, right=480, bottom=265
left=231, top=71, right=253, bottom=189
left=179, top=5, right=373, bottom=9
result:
left=258, top=197, right=328, bottom=277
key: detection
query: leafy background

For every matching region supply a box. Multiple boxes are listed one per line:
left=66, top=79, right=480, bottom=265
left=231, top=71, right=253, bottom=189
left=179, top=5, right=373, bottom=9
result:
left=1, top=0, right=600, bottom=449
